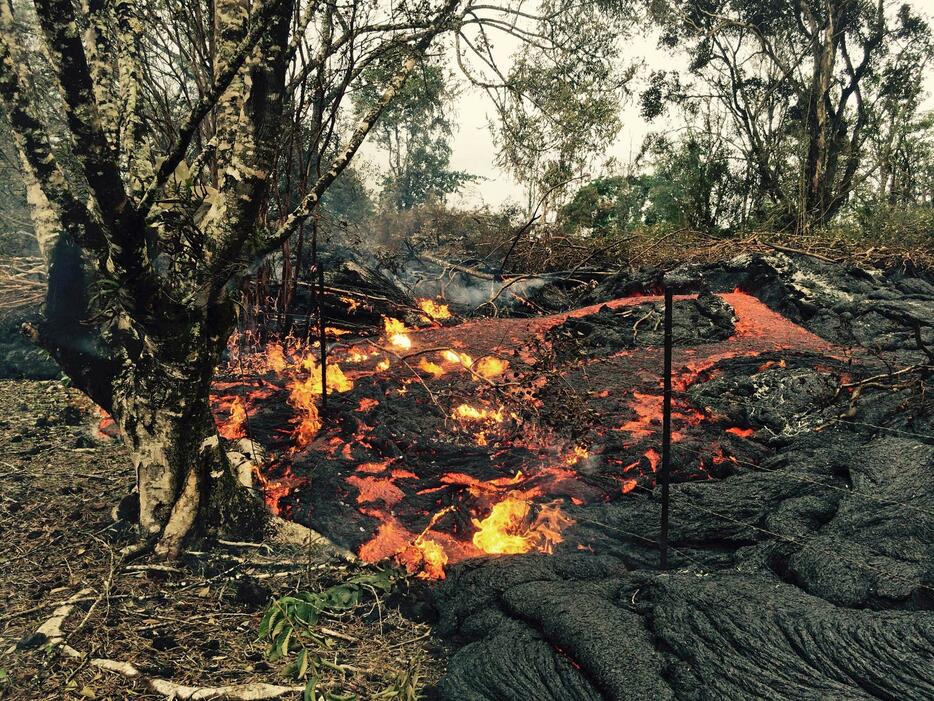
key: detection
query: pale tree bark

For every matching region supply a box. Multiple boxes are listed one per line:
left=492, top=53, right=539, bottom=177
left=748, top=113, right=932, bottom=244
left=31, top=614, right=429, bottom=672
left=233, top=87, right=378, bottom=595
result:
left=0, top=0, right=465, bottom=558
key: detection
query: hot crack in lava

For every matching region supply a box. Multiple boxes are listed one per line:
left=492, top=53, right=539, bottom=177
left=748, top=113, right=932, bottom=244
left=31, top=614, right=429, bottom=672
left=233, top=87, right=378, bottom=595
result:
left=210, top=292, right=835, bottom=578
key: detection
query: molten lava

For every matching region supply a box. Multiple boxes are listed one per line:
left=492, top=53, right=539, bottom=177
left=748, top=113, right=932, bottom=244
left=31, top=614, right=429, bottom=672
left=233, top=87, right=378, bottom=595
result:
left=211, top=289, right=837, bottom=580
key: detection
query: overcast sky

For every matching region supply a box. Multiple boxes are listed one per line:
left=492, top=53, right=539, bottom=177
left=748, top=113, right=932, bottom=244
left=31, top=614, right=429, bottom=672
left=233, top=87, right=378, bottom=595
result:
left=360, top=2, right=934, bottom=210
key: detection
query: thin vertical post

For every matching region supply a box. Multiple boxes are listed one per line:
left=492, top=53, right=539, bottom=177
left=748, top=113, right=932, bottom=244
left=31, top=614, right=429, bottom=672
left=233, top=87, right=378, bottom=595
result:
left=318, top=256, right=327, bottom=411
left=659, top=286, right=673, bottom=569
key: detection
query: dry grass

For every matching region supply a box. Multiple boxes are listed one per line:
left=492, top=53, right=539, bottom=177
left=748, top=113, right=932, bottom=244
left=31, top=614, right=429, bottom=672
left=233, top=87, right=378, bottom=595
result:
left=467, top=223, right=934, bottom=276
left=0, top=380, right=444, bottom=701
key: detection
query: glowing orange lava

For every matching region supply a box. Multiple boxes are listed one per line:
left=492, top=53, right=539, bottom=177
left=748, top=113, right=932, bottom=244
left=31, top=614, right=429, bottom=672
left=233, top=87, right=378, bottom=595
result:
left=418, top=299, right=452, bottom=321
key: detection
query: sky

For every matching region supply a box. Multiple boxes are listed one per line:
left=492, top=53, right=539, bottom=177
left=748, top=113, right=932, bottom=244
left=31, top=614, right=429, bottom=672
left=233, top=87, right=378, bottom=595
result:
left=360, top=1, right=934, bottom=210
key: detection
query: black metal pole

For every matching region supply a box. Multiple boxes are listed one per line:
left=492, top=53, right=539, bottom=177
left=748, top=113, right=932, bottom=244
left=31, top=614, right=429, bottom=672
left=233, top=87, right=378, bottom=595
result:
left=318, top=256, right=327, bottom=411
left=659, top=286, right=673, bottom=569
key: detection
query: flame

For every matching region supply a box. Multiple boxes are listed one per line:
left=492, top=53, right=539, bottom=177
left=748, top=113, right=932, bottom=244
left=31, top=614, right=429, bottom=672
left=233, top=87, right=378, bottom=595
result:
left=453, top=403, right=504, bottom=423
left=383, top=317, right=412, bottom=349
left=418, top=299, right=452, bottom=321
left=472, top=498, right=573, bottom=555
left=414, top=538, right=448, bottom=579
left=726, top=426, right=755, bottom=438
left=418, top=358, right=446, bottom=378
left=340, top=295, right=361, bottom=313
left=266, top=343, right=287, bottom=373
left=217, top=396, right=247, bottom=440
left=287, top=356, right=354, bottom=449
left=442, top=349, right=473, bottom=366
left=474, top=356, right=508, bottom=379
left=375, top=357, right=391, bottom=372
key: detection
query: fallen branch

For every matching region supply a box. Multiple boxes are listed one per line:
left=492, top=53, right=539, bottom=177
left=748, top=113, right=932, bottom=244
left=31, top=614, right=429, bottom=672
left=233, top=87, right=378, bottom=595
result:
left=765, top=242, right=841, bottom=264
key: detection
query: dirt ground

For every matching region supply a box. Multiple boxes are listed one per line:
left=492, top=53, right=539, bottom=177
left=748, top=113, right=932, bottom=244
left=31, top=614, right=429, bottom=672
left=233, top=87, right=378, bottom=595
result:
left=0, top=380, right=444, bottom=700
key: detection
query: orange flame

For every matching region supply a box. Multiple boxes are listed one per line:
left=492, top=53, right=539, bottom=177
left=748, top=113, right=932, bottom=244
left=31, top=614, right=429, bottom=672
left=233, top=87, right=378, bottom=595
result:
left=418, top=358, right=446, bottom=378
left=266, top=343, right=287, bottom=373
left=472, top=498, right=574, bottom=555
left=217, top=396, right=247, bottom=440
left=474, top=356, right=508, bottom=379
left=383, top=317, right=412, bottom=350
left=418, top=299, right=452, bottom=321
left=453, top=403, right=505, bottom=423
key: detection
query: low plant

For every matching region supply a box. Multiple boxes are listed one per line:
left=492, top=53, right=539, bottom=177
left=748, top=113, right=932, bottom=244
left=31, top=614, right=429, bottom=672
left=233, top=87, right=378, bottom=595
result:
left=258, top=568, right=420, bottom=700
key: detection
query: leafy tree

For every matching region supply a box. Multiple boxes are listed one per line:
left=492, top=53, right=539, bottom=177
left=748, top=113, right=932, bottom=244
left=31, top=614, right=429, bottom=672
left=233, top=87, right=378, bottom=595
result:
left=356, top=56, right=474, bottom=210
left=0, top=0, right=621, bottom=559
left=648, top=0, right=933, bottom=231
left=464, top=0, right=636, bottom=212
left=0, top=0, right=467, bottom=558
left=639, top=124, right=743, bottom=233
left=559, top=175, right=649, bottom=236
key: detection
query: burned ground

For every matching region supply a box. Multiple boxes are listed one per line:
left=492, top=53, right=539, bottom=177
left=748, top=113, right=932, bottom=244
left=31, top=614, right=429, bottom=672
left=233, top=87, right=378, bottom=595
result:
left=0, top=383, right=445, bottom=700
left=1, top=252, right=931, bottom=700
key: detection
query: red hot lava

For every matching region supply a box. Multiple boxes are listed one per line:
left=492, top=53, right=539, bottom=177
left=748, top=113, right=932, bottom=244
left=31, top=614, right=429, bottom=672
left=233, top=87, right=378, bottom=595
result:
left=208, top=291, right=833, bottom=578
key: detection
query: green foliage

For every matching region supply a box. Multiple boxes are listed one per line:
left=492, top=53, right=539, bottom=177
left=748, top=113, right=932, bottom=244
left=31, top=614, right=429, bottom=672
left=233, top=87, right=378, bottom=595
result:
left=259, top=569, right=398, bottom=699
left=559, top=175, right=648, bottom=235
left=489, top=1, right=634, bottom=207
left=356, top=56, right=474, bottom=210
left=646, top=0, right=934, bottom=231
left=561, top=132, right=742, bottom=236
left=321, top=167, right=374, bottom=227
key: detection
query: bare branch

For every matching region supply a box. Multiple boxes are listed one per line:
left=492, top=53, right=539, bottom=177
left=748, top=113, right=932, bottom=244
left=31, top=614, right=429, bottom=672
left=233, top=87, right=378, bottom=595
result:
left=138, top=0, right=290, bottom=219
left=32, top=0, right=130, bottom=229
left=250, top=0, right=462, bottom=264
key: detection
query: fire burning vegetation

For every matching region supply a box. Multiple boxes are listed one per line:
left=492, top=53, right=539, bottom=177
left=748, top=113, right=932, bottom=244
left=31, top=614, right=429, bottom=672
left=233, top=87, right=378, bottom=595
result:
left=209, top=290, right=833, bottom=579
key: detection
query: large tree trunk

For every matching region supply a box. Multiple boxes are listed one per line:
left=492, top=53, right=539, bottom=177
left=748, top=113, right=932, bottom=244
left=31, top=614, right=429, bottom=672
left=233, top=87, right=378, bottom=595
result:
left=31, top=239, right=267, bottom=558
left=112, top=361, right=266, bottom=558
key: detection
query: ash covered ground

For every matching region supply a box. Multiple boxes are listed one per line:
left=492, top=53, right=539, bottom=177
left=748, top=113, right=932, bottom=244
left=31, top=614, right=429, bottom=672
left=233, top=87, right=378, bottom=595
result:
left=215, top=253, right=933, bottom=700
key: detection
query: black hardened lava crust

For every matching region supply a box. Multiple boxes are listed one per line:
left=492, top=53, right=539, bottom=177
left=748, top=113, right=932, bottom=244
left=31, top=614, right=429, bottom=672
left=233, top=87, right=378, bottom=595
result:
left=425, top=254, right=934, bottom=701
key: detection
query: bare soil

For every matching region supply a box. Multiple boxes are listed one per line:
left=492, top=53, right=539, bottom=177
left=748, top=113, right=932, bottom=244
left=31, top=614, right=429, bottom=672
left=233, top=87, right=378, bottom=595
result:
left=0, top=380, right=443, bottom=700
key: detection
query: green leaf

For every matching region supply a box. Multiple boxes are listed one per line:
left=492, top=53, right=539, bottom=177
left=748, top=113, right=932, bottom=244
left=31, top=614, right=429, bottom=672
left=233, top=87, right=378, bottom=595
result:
left=295, top=648, right=309, bottom=679
left=304, top=676, right=319, bottom=701
left=279, top=627, right=293, bottom=657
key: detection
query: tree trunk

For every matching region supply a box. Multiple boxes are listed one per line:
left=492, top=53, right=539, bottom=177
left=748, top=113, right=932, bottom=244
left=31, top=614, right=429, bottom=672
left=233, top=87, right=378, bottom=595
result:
left=32, top=241, right=267, bottom=558
left=112, top=365, right=266, bottom=558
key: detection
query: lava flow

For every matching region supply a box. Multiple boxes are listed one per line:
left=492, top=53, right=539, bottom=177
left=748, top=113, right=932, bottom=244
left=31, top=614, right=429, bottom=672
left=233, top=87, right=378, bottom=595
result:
left=211, top=291, right=837, bottom=579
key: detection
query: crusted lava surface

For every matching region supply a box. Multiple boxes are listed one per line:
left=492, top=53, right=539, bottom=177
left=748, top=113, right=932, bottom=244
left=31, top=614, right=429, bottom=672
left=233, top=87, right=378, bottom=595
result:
left=213, top=253, right=933, bottom=700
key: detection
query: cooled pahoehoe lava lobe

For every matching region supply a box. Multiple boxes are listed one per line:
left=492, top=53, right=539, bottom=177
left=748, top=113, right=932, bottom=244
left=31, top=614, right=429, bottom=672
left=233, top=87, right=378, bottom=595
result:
left=208, top=291, right=840, bottom=579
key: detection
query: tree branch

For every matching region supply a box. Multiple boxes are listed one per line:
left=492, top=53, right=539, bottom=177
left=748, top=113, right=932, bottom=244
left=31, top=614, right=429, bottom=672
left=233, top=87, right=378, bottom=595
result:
left=250, top=0, right=462, bottom=264
left=0, top=9, right=103, bottom=252
left=32, top=0, right=130, bottom=230
left=137, top=0, right=290, bottom=219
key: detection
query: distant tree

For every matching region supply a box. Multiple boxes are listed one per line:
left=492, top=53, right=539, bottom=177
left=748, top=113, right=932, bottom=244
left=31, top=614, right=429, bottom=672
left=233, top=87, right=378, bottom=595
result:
left=640, top=121, right=744, bottom=233
left=463, top=0, right=636, bottom=213
left=648, top=0, right=933, bottom=231
left=862, top=30, right=934, bottom=208
left=559, top=175, right=649, bottom=236
left=356, top=56, right=474, bottom=210
left=321, top=166, right=374, bottom=226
